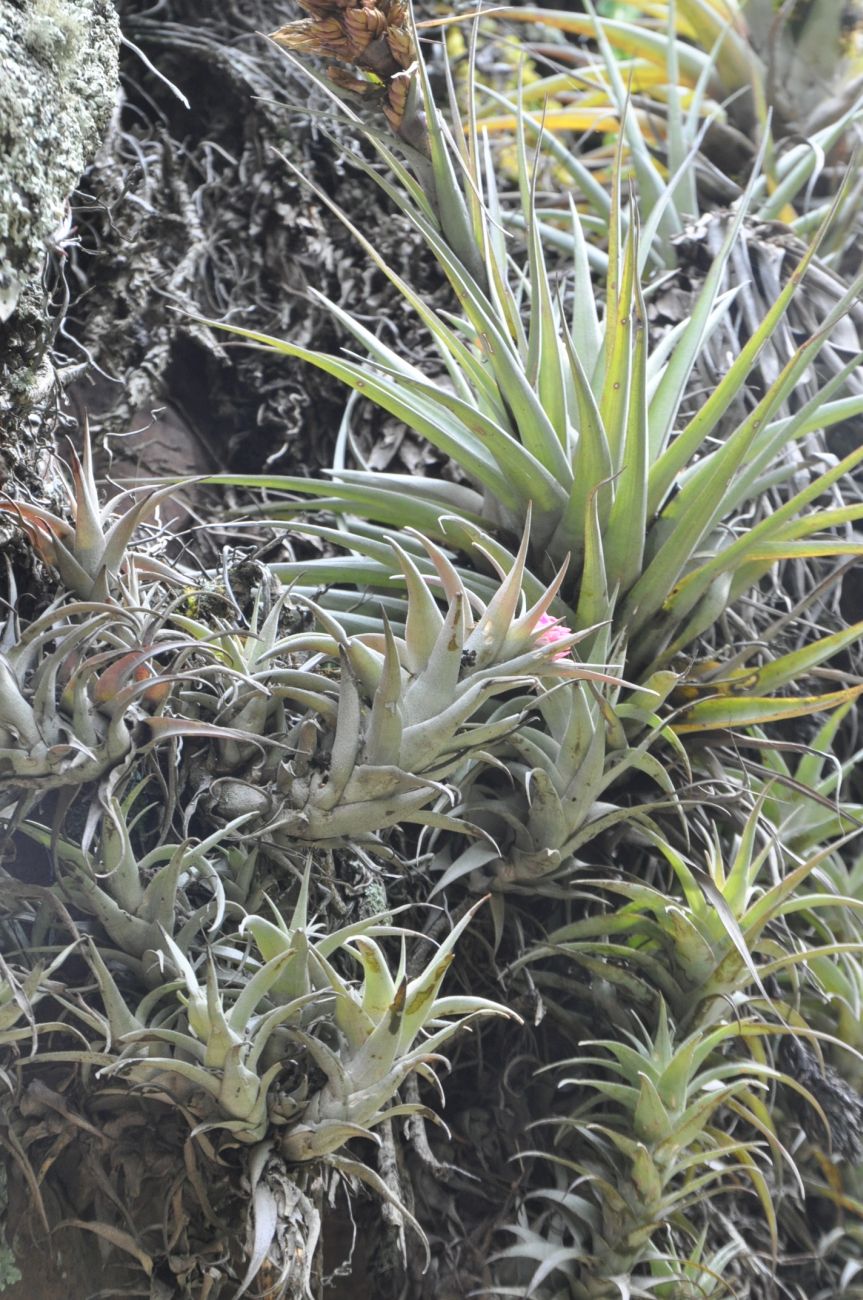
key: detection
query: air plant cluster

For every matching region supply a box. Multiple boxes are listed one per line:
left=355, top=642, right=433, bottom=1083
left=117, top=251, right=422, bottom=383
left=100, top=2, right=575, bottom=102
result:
left=0, top=438, right=555, bottom=1293
left=3, top=1, right=863, bottom=1298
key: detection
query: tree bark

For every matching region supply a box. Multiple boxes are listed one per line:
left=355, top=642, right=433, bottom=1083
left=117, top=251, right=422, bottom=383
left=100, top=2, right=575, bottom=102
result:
left=0, top=0, right=119, bottom=489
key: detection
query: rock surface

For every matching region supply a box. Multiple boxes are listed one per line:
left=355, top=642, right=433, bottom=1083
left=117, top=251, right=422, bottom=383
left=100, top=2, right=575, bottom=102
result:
left=0, top=0, right=120, bottom=481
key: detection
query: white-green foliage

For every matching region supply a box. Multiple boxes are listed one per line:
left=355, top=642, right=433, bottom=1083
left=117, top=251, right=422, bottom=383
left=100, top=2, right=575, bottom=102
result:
left=201, top=64, right=863, bottom=681
left=1, top=7, right=863, bottom=1299
left=192, top=32, right=863, bottom=904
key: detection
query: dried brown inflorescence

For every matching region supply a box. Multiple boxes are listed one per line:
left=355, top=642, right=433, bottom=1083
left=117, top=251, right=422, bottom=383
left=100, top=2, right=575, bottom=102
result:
left=271, top=0, right=418, bottom=134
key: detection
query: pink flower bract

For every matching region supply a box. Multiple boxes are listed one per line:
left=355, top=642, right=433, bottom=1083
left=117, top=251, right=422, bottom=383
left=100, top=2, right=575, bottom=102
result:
left=535, top=612, right=573, bottom=661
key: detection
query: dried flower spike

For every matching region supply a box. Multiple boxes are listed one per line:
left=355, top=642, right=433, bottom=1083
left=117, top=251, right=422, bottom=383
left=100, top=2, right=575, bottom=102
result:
left=271, top=0, right=417, bottom=135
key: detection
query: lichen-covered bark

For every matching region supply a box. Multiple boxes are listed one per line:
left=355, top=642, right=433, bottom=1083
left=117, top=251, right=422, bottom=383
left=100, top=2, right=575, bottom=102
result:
left=0, top=0, right=119, bottom=482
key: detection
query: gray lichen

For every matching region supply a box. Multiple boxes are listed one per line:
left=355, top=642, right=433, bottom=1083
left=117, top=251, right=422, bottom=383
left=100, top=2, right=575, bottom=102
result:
left=0, top=0, right=120, bottom=323
left=0, top=0, right=119, bottom=487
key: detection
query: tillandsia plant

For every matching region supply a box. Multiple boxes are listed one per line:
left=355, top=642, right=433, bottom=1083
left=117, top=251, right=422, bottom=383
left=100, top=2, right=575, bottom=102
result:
left=170, top=517, right=623, bottom=851
left=0, top=599, right=165, bottom=803
left=589, top=0, right=863, bottom=148
left=0, top=580, right=269, bottom=837
left=18, top=794, right=245, bottom=962
left=4, top=5, right=863, bottom=1300
left=491, top=801, right=863, bottom=1296
left=0, top=941, right=81, bottom=1051
left=456, top=0, right=863, bottom=241
left=166, top=15, right=863, bottom=932
left=515, top=799, right=863, bottom=1024
left=428, top=668, right=684, bottom=902
left=13, top=862, right=513, bottom=1293
left=716, top=702, right=863, bottom=854
left=492, top=1001, right=829, bottom=1299
left=0, top=427, right=186, bottom=600
left=85, top=898, right=511, bottom=1153
left=0, top=430, right=568, bottom=1292
left=199, top=23, right=863, bottom=721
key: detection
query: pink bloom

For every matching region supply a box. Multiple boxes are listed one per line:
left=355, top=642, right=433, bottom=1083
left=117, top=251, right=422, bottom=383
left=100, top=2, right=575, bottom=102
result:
left=535, top=612, right=573, bottom=661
